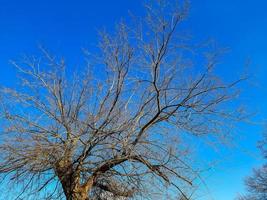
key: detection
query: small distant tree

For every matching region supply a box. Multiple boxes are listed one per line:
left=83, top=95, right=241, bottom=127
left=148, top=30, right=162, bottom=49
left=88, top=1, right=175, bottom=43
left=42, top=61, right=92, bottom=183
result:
left=238, top=132, right=267, bottom=200
left=0, top=0, right=244, bottom=200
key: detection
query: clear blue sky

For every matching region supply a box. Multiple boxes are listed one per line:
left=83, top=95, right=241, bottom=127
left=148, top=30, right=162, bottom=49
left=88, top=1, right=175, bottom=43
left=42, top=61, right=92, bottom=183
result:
left=0, top=0, right=266, bottom=199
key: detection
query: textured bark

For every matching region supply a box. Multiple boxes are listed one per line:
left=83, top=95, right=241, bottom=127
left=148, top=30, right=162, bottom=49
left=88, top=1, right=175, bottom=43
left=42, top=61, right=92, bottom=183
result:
left=65, top=189, right=89, bottom=200
left=55, top=158, right=92, bottom=200
left=60, top=173, right=92, bottom=200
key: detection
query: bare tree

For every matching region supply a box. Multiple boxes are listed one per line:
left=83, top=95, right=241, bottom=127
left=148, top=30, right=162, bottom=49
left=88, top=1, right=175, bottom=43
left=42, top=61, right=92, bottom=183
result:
left=0, top=0, right=244, bottom=200
left=238, top=132, right=267, bottom=200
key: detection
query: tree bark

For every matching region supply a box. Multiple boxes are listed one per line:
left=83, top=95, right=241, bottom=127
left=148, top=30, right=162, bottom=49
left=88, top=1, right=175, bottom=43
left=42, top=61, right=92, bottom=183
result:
left=60, top=173, right=92, bottom=200
left=64, top=177, right=94, bottom=200
left=65, top=189, right=89, bottom=200
left=55, top=158, right=93, bottom=200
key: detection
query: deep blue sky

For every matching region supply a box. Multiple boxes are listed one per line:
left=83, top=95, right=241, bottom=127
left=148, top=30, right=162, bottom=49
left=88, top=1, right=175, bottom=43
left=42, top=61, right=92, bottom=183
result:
left=0, top=0, right=266, bottom=199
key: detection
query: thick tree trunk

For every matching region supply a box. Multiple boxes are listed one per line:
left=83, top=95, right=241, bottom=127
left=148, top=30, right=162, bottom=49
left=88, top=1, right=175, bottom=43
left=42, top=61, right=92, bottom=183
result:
left=60, top=170, right=92, bottom=200
left=55, top=158, right=93, bottom=200
left=63, top=177, right=94, bottom=200
left=60, top=174, right=92, bottom=200
left=64, top=188, right=89, bottom=200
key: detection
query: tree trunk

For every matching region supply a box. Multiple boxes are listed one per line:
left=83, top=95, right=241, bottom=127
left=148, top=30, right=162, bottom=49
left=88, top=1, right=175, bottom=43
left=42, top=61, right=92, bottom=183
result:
left=65, top=188, right=89, bottom=200
left=55, top=159, right=93, bottom=200
left=60, top=173, right=92, bottom=200
left=63, top=177, right=94, bottom=200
